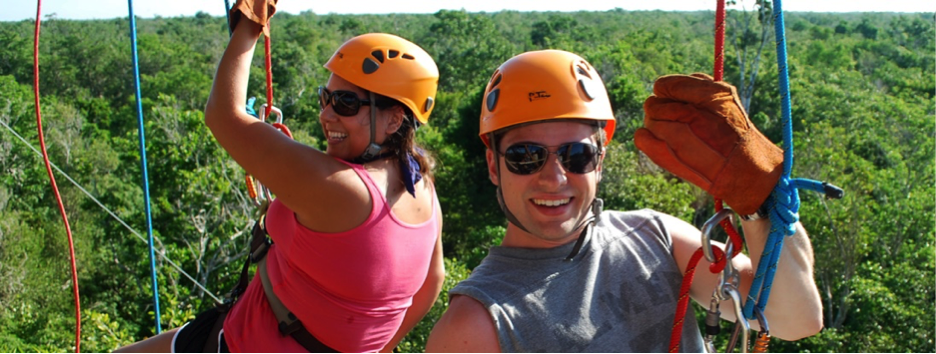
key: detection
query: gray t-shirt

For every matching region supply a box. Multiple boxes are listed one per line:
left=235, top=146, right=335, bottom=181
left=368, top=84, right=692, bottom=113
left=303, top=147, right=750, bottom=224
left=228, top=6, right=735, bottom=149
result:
left=450, top=209, right=705, bottom=352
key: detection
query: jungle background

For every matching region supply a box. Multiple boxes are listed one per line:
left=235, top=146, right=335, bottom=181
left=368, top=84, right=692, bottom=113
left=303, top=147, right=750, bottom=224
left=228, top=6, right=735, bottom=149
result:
left=0, top=5, right=933, bottom=353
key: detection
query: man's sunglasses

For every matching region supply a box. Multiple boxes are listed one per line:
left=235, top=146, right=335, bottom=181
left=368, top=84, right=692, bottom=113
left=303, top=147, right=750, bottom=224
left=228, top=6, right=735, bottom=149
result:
left=500, top=142, right=600, bottom=175
left=317, top=86, right=375, bottom=117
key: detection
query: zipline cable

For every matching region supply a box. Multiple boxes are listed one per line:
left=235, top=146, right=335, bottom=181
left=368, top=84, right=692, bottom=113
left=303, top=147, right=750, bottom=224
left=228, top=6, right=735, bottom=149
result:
left=0, top=120, right=225, bottom=305
left=33, top=1, right=81, bottom=351
left=126, top=0, right=162, bottom=333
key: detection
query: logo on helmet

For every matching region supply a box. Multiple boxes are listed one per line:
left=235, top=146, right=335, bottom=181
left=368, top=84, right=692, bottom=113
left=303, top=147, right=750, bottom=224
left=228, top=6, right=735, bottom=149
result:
left=528, top=91, right=551, bottom=102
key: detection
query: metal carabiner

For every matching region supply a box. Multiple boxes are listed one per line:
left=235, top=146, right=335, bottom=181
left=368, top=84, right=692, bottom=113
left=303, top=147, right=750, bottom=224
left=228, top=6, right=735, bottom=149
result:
left=253, top=103, right=285, bottom=202
left=723, top=284, right=751, bottom=353
left=259, top=103, right=293, bottom=139
left=720, top=241, right=742, bottom=293
left=245, top=175, right=262, bottom=206
left=751, top=307, right=771, bottom=353
left=701, top=208, right=738, bottom=263
left=246, top=175, right=272, bottom=206
left=258, top=103, right=284, bottom=125
left=714, top=242, right=741, bottom=314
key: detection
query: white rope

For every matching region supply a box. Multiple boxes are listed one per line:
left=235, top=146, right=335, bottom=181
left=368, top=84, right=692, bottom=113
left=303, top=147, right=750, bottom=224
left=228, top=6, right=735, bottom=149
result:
left=0, top=118, right=223, bottom=304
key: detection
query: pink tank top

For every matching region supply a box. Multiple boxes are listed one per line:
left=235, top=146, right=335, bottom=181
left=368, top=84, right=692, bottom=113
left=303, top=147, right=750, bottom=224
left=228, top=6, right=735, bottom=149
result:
left=223, top=160, right=440, bottom=352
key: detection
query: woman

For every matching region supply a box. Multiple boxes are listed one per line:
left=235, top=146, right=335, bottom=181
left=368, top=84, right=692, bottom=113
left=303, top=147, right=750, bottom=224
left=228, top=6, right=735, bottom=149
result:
left=116, top=4, right=444, bottom=353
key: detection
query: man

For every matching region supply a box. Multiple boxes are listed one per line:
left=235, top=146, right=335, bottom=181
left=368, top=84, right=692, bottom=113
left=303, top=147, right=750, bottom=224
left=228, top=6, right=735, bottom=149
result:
left=425, top=49, right=822, bottom=352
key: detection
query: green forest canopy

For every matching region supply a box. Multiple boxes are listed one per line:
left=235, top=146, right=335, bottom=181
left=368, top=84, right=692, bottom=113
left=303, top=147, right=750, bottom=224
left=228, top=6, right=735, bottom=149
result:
left=0, top=9, right=933, bottom=353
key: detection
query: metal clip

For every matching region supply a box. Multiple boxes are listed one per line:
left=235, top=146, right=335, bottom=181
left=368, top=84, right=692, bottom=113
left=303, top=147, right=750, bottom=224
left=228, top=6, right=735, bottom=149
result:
left=717, top=242, right=741, bottom=298
left=723, top=284, right=751, bottom=353
left=246, top=175, right=273, bottom=206
left=241, top=104, right=288, bottom=206
left=258, top=103, right=284, bottom=124
left=701, top=209, right=738, bottom=263
left=751, top=307, right=771, bottom=353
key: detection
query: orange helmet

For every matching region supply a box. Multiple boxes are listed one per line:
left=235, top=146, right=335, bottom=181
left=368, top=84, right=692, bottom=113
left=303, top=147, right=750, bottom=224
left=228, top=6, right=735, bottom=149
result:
left=325, top=33, right=439, bottom=125
left=479, top=50, right=616, bottom=148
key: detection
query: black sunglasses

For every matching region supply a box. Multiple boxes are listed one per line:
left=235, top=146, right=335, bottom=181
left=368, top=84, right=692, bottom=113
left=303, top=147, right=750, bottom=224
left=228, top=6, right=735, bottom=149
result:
left=317, top=86, right=373, bottom=117
left=500, top=142, right=600, bottom=175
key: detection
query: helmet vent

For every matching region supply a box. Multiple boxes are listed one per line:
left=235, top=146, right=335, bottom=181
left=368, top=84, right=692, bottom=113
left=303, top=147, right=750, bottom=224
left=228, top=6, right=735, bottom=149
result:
left=574, top=61, right=597, bottom=100
left=424, top=97, right=434, bottom=112
left=485, top=72, right=503, bottom=112
left=371, top=50, right=385, bottom=63
left=486, top=89, right=500, bottom=112
left=578, top=79, right=595, bottom=100
left=402, top=53, right=415, bottom=60
left=389, top=50, right=400, bottom=58
left=575, top=61, right=592, bottom=79
left=362, top=58, right=380, bottom=74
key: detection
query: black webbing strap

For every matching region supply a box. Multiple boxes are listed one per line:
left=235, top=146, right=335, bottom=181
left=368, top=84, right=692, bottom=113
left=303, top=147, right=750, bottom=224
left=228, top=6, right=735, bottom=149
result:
left=258, top=258, right=338, bottom=352
left=224, top=214, right=270, bottom=306
left=219, top=207, right=337, bottom=352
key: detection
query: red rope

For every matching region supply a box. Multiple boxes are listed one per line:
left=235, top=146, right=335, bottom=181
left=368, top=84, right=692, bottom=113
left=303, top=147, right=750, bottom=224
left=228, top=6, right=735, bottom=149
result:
left=264, top=33, right=273, bottom=117
left=271, top=122, right=292, bottom=139
left=34, top=1, right=81, bottom=352
left=668, top=0, right=742, bottom=351
left=713, top=0, right=727, bottom=81
left=669, top=248, right=707, bottom=352
left=668, top=234, right=742, bottom=352
left=245, top=28, right=291, bottom=204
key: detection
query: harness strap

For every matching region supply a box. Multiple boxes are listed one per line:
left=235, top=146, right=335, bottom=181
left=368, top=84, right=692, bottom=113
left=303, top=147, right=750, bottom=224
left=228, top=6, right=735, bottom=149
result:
left=258, top=259, right=337, bottom=352
left=225, top=215, right=269, bottom=305
left=216, top=207, right=338, bottom=352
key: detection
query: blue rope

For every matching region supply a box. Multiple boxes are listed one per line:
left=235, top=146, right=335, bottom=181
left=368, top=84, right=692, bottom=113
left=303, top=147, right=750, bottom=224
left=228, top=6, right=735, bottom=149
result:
left=740, top=0, right=844, bottom=320
left=224, top=0, right=232, bottom=36
left=741, top=0, right=797, bottom=319
left=127, top=0, right=162, bottom=333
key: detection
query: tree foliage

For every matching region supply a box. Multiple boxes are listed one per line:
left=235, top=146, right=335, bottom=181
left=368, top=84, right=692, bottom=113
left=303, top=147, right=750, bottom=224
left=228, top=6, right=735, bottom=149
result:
left=0, top=9, right=932, bottom=353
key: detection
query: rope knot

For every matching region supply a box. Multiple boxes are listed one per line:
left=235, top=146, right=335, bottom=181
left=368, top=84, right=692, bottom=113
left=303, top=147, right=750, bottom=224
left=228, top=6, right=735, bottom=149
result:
left=768, top=176, right=799, bottom=236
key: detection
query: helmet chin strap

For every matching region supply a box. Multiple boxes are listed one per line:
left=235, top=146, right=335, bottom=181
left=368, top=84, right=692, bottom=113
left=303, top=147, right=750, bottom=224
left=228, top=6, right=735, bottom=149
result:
left=356, top=91, right=383, bottom=163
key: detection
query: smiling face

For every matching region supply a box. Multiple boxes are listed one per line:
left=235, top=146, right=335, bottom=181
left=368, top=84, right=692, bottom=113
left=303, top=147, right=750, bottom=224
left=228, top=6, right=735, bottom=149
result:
left=487, top=120, right=603, bottom=248
left=319, top=73, right=403, bottom=161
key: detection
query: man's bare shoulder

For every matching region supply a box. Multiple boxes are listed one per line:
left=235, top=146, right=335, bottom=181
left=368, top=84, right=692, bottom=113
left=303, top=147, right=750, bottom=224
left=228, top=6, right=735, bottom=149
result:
left=426, top=295, right=501, bottom=353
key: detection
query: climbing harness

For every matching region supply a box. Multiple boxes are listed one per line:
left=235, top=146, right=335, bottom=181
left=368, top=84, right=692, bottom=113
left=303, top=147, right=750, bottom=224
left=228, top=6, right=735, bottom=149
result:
left=211, top=201, right=338, bottom=352
left=668, top=0, right=844, bottom=352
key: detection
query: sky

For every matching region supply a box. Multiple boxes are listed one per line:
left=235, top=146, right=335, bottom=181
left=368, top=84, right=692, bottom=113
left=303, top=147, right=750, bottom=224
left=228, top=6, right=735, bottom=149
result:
left=4, top=0, right=933, bottom=22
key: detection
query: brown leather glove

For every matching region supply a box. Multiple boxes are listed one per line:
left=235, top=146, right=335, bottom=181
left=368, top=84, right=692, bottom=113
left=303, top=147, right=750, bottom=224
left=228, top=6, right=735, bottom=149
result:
left=634, top=73, right=783, bottom=215
left=229, top=0, right=278, bottom=36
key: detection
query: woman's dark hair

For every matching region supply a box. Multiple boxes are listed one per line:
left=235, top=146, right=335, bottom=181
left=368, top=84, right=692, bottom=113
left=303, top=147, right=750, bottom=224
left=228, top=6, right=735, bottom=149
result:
left=377, top=94, right=436, bottom=182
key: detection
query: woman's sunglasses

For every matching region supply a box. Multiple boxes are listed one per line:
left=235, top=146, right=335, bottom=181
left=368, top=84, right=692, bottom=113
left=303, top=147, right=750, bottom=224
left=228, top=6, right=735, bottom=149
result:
left=317, top=86, right=372, bottom=117
left=500, top=142, right=600, bottom=175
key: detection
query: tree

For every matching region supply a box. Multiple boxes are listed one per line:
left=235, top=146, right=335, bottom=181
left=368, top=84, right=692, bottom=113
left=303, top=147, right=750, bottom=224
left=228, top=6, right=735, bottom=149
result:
left=0, top=10, right=932, bottom=352
left=856, top=18, right=879, bottom=39
left=726, top=0, right=774, bottom=113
